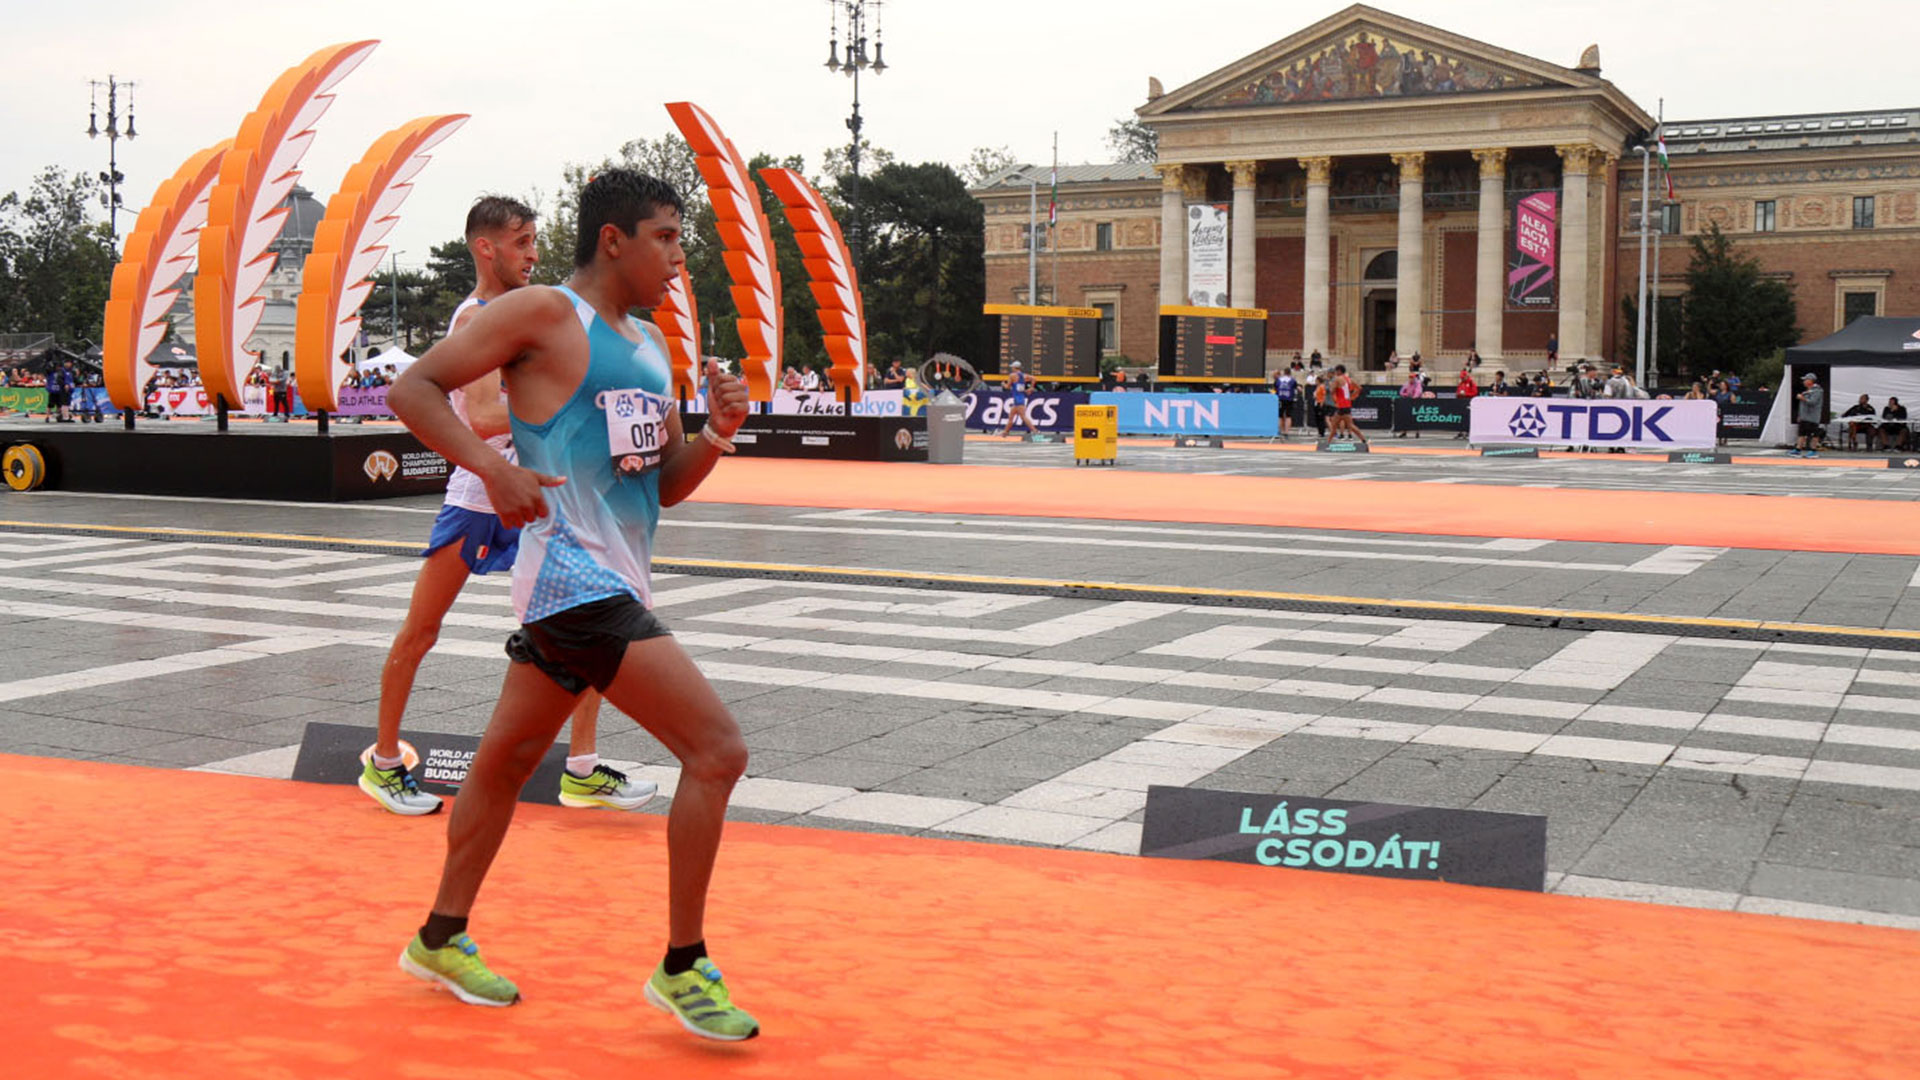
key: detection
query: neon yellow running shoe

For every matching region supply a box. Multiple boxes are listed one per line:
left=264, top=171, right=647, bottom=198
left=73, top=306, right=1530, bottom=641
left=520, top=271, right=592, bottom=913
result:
left=399, top=932, right=520, bottom=1007
left=559, top=763, right=659, bottom=811
left=645, top=958, right=760, bottom=1040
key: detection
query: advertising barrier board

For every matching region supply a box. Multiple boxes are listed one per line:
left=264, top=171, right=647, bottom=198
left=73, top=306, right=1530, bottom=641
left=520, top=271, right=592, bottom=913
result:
left=1091, top=391, right=1279, bottom=437
left=293, top=722, right=568, bottom=805
left=0, top=387, right=49, bottom=413
left=1470, top=397, right=1718, bottom=450
left=962, top=391, right=1087, bottom=433
left=1716, top=401, right=1767, bottom=440
left=1393, top=397, right=1470, bottom=432
left=682, top=411, right=929, bottom=461
left=1140, top=784, right=1547, bottom=891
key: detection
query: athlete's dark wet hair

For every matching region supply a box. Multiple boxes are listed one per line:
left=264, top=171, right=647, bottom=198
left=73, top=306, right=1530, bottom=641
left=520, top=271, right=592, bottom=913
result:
left=464, top=195, right=537, bottom=241
left=573, top=169, right=683, bottom=268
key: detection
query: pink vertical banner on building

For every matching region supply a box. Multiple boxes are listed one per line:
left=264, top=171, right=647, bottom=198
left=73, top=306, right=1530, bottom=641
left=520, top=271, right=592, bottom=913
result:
left=1507, top=191, right=1557, bottom=307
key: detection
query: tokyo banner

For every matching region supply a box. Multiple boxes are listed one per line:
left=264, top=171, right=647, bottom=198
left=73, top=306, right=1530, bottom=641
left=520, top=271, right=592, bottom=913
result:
left=1507, top=191, right=1557, bottom=308
left=1470, top=398, right=1718, bottom=450
left=1186, top=203, right=1230, bottom=307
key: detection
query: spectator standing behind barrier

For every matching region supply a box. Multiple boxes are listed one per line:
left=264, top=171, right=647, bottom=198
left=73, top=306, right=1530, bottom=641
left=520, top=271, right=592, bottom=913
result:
left=1395, top=371, right=1424, bottom=438
left=1455, top=368, right=1477, bottom=441
left=268, top=362, right=292, bottom=420
left=1881, top=396, right=1909, bottom=451
left=1793, top=373, right=1825, bottom=458
left=880, top=360, right=906, bottom=391
left=1272, top=365, right=1296, bottom=439
left=1489, top=370, right=1510, bottom=396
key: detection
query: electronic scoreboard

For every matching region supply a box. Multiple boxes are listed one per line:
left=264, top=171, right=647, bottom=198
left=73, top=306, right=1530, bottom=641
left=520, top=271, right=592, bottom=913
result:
left=982, top=304, right=1102, bottom=381
left=1157, top=305, right=1269, bottom=383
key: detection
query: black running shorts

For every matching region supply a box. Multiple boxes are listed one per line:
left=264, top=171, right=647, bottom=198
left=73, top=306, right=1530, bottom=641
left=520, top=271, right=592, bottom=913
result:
left=504, top=593, right=671, bottom=694
left=1797, top=420, right=1822, bottom=438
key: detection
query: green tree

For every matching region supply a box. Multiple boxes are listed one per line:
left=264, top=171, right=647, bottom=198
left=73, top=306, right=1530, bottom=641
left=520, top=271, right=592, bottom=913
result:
left=1106, top=117, right=1158, bottom=164
left=0, top=166, right=117, bottom=345
left=960, top=146, right=1018, bottom=187
left=424, top=237, right=475, bottom=315
left=1618, top=293, right=1687, bottom=381
left=1680, top=224, right=1798, bottom=379
left=846, top=161, right=987, bottom=367
left=365, top=267, right=441, bottom=352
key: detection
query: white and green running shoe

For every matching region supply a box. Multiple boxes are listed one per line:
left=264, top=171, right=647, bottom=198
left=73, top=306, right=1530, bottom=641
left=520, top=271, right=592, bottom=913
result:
left=645, top=958, right=760, bottom=1040
left=559, top=764, right=659, bottom=811
left=358, top=758, right=443, bottom=816
left=399, top=932, right=520, bottom=1007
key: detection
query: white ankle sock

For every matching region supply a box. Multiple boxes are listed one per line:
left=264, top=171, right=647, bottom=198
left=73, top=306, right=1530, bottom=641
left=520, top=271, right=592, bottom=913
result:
left=372, top=751, right=405, bottom=770
left=566, top=753, right=599, bottom=778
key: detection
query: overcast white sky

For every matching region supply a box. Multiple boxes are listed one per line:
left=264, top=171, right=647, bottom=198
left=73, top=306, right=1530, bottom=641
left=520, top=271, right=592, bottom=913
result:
left=3, top=0, right=1915, bottom=267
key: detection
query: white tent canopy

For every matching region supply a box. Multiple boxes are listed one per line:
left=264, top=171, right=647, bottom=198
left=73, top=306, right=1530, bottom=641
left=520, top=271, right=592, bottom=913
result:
left=359, top=346, right=416, bottom=376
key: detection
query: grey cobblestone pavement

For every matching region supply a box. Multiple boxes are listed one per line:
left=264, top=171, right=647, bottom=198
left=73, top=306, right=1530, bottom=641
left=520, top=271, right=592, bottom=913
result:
left=1, top=483, right=1916, bottom=931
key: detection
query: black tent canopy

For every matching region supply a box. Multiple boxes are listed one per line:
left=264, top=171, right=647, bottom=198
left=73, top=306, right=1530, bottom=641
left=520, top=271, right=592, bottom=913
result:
left=1785, top=316, right=1920, bottom=366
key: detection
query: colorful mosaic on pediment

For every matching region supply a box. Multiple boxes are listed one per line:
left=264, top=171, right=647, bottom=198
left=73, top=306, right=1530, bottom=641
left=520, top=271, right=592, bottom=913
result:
left=1203, top=30, right=1547, bottom=107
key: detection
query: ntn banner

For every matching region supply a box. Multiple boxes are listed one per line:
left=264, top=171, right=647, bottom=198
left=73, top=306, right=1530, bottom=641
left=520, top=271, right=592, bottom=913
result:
left=1091, top=391, right=1279, bottom=438
left=1470, top=397, right=1718, bottom=449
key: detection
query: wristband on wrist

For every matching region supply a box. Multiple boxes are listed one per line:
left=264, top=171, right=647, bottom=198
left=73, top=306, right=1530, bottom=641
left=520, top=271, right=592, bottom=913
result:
left=699, top=424, right=736, bottom=454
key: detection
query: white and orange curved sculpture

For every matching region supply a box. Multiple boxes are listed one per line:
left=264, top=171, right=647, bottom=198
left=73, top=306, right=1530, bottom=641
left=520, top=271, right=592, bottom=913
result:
left=665, top=101, right=781, bottom=401
left=101, top=142, right=230, bottom=411
left=294, top=114, right=467, bottom=412
left=194, top=39, right=378, bottom=406
left=759, top=167, right=866, bottom=401
left=652, top=267, right=701, bottom=402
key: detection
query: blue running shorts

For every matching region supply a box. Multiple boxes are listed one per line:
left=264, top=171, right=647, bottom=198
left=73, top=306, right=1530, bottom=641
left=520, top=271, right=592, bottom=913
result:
left=420, top=505, right=520, bottom=574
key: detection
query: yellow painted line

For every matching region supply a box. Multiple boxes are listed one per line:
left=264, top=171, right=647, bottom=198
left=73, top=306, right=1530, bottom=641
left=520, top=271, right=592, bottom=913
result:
left=0, top=519, right=413, bottom=549
left=8, top=520, right=1920, bottom=644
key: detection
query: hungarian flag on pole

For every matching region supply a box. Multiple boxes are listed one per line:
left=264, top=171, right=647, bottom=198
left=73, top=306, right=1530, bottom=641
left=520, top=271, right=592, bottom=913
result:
left=1655, top=134, right=1674, bottom=201
left=1048, top=163, right=1057, bottom=227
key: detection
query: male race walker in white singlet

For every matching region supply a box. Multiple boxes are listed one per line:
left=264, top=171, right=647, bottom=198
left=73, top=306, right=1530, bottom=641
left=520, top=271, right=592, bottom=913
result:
left=357, top=195, right=655, bottom=817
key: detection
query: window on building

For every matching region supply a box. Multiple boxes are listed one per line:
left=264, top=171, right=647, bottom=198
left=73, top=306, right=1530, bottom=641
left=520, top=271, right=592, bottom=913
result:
left=1094, top=302, right=1116, bottom=352
left=1018, top=223, right=1046, bottom=252
left=1660, top=203, right=1681, bottom=235
left=1754, top=200, right=1776, bottom=233
left=1095, top=222, right=1114, bottom=251
left=1853, top=196, right=1876, bottom=230
left=1843, top=291, right=1879, bottom=325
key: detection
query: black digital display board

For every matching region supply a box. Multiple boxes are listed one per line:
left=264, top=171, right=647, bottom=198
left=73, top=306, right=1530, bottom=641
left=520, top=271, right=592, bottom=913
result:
left=982, top=304, right=1102, bottom=381
left=1156, top=305, right=1269, bottom=382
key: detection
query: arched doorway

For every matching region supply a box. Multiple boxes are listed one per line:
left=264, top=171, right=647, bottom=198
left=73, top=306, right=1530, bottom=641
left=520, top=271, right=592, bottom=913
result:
left=1361, top=251, right=1398, bottom=372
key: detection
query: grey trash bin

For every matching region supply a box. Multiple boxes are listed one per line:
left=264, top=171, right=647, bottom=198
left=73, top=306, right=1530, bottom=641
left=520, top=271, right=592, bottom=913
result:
left=925, top=398, right=966, bottom=464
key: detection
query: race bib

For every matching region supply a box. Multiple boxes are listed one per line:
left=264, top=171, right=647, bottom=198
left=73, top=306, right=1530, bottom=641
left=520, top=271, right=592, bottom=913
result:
left=602, top=387, right=671, bottom=477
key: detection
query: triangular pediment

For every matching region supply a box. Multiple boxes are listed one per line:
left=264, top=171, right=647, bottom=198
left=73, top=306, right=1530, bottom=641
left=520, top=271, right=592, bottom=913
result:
left=1144, top=5, right=1599, bottom=115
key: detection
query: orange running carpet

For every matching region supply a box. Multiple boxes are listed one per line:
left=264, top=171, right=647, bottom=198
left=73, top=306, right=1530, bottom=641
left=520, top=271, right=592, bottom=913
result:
left=686, top=459, right=1920, bottom=556
left=1, top=755, right=1915, bottom=1079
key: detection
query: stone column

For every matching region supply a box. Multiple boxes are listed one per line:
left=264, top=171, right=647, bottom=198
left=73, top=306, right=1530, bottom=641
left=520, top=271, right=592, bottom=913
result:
left=1227, top=161, right=1259, bottom=308
left=1556, top=144, right=1594, bottom=362
left=1300, top=156, right=1332, bottom=358
left=1392, top=151, right=1426, bottom=359
left=1471, top=148, right=1507, bottom=360
left=1156, top=164, right=1186, bottom=311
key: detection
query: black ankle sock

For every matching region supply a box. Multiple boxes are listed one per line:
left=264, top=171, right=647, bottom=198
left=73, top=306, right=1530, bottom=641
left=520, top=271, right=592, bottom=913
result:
left=663, top=940, right=707, bottom=976
left=420, top=912, right=468, bottom=951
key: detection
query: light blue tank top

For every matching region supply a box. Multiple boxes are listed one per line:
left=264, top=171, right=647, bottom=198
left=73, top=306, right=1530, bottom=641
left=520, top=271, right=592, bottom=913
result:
left=508, top=285, right=672, bottom=623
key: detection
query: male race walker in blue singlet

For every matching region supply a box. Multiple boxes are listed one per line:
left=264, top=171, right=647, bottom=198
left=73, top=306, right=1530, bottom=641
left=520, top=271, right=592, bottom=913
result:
left=994, top=360, right=1039, bottom=437
left=358, top=197, right=655, bottom=818
left=387, top=171, right=758, bottom=1039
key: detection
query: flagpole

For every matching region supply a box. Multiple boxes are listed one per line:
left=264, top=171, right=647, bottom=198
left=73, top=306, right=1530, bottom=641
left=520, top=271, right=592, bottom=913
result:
left=1050, top=131, right=1058, bottom=306
left=1634, top=138, right=1651, bottom=388
left=1651, top=99, right=1664, bottom=385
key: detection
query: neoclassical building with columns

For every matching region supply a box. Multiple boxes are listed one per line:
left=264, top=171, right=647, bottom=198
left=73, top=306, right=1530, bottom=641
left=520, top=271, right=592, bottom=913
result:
left=973, top=5, right=1920, bottom=375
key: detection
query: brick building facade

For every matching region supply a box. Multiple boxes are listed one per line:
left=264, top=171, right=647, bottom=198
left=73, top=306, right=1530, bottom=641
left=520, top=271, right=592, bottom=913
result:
left=972, top=5, right=1920, bottom=379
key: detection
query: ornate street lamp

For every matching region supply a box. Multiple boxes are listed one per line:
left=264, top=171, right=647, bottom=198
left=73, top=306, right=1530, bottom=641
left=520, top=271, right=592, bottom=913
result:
left=86, top=75, right=137, bottom=245
left=824, top=0, right=889, bottom=273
